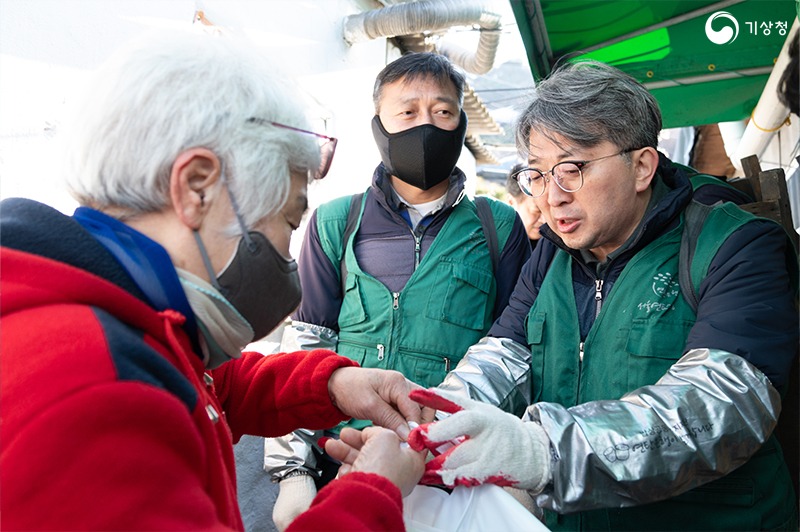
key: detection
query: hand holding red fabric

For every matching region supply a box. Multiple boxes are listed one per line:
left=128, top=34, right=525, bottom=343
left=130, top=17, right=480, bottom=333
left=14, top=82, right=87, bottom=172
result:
left=328, top=367, right=429, bottom=438
left=407, top=388, right=552, bottom=492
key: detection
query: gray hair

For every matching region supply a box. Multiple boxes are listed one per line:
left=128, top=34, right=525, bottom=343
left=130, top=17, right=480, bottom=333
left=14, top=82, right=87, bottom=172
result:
left=63, top=31, right=319, bottom=229
left=515, top=60, right=661, bottom=159
left=372, top=52, right=465, bottom=113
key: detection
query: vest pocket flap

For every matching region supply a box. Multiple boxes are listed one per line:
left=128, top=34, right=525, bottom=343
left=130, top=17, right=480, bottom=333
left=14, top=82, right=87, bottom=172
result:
left=395, top=348, right=450, bottom=389
left=337, top=274, right=368, bottom=328
left=451, top=263, right=493, bottom=293
left=425, top=263, right=494, bottom=331
left=626, top=318, right=693, bottom=359
left=526, top=313, right=545, bottom=345
left=336, top=343, right=368, bottom=365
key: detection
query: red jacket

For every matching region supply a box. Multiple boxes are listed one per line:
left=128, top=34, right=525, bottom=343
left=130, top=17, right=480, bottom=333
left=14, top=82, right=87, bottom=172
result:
left=0, top=198, right=406, bottom=531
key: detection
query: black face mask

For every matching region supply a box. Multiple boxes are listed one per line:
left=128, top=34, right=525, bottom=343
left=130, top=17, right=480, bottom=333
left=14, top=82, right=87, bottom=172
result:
left=371, top=110, right=468, bottom=190
left=216, top=231, right=302, bottom=341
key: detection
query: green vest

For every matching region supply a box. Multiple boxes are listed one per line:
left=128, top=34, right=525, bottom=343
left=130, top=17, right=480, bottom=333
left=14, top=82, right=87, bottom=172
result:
left=527, top=203, right=797, bottom=530
left=317, top=193, right=516, bottom=430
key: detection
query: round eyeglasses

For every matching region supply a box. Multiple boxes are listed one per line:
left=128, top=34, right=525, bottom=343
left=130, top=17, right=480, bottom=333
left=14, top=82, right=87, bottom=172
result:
left=246, top=117, right=338, bottom=179
left=512, top=148, right=637, bottom=197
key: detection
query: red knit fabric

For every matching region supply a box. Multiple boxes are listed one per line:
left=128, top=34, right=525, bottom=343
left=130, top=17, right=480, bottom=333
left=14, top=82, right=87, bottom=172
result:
left=290, top=472, right=406, bottom=531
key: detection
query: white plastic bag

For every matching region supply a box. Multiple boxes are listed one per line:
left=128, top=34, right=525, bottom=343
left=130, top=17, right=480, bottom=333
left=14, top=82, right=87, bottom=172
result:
left=403, top=484, right=550, bottom=532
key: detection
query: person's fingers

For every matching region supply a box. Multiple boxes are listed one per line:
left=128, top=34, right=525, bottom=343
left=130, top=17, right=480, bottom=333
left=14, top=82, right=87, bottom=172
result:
left=376, top=374, right=429, bottom=431
left=362, top=397, right=410, bottom=439
left=421, top=405, right=437, bottom=424
left=323, top=438, right=360, bottom=466
left=339, top=427, right=367, bottom=450
left=391, top=378, right=426, bottom=425
left=364, top=375, right=415, bottom=436
left=329, top=368, right=420, bottom=438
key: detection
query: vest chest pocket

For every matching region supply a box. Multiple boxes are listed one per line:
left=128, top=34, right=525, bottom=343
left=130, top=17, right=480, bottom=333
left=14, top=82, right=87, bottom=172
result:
left=425, top=263, right=493, bottom=330
left=337, top=274, right=368, bottom=329
left=337, top=343, right=368, bottom=366
left=526, top=313, right=545, bottom=403
left=395, top=349, right=450, bottom=388
left=625, top=318, right=693, bottom=389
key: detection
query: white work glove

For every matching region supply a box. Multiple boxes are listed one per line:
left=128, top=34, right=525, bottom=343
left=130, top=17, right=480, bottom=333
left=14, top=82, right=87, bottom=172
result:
left=408, top=388, right=551, bottom=493
left=272, top=474, right=317, bottom=532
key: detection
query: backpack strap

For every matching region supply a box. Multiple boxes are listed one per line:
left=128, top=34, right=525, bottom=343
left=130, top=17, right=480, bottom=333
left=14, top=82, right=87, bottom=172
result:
left=678, top=200, right=715, bottom=314
left=339, top=192, right=365, bottom=292
left=475, top=196, right=499, bottom=273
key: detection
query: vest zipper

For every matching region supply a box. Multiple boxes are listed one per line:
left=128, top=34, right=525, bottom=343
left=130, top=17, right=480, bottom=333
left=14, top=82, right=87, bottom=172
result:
left=413, top=234, right=422, bottom=269
left=579, top=341, right=584, bottom=363
left=377, top=343, right=385, bottom=361
left=443, top=357, right=451, bottom=372
left=392, top=292, right=400, bottom=310
left=594, top=279, right=604, bottom=317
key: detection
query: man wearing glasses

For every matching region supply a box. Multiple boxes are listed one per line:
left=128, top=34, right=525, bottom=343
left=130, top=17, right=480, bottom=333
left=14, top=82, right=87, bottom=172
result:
left=407, top=60, right=798, bottom=530
left=1, top=33, right=431, bottom=530
left=265, top=52, right=532, bottom=529
left=506, top=163, right=547, bottom=250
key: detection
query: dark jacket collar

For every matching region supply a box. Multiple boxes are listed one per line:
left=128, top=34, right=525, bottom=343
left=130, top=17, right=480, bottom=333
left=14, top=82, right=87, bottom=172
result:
left=371, top=163, right=467, bottom=215
left=1, top=197, right=147, bottom=300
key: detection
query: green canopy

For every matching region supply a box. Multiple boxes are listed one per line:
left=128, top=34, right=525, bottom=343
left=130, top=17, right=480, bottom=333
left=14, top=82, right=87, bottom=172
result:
left=510, top=0, right=798, bottom=128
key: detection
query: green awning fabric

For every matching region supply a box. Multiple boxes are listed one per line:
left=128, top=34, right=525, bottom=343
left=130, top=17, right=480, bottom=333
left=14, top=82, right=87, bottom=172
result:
left=511, top=0, right=798, bottom=128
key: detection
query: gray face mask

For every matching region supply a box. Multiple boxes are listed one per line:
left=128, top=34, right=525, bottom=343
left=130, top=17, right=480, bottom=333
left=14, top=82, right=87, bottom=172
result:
left=189, top=174, right=302, bottom=368
left=215, top=230, right=301, bottom=340
left=192, top=229, right=302, bottom=367
left=371, top=110, right=468, bottom=190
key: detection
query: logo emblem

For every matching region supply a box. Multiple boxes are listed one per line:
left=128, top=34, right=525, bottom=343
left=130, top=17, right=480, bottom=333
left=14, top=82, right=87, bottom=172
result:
left=652, top=272, right=679, bottom=298
left=705, top=11, right=739, bottom=44
left=603, top=444, right=630, bottom=463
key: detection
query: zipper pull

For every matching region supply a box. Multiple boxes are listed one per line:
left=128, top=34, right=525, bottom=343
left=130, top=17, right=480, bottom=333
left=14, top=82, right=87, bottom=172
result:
left=392, top=292, right=400, bottom=310
left=377, top=344, right=385, bottom=361
left=594, top=279, right=604, bottom=317
left=443, top=357, right=451, bottom=372
left=414, top=236, right=421, bottom=269
left=206, top=404, right=220, bottom=423
left=579, top=341, right=585, bottom=363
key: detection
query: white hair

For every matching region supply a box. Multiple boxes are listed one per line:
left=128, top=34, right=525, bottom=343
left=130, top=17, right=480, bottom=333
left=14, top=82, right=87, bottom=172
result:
left=63, top=31, right=319, bottom=228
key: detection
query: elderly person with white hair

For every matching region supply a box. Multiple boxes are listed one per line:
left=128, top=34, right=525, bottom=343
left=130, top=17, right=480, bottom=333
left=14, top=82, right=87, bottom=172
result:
left=0, top=32, right=426, bottom=531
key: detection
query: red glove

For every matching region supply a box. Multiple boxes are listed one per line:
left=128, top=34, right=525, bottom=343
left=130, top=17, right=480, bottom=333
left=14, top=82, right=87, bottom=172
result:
left=408, top=388, right=551, bottom=492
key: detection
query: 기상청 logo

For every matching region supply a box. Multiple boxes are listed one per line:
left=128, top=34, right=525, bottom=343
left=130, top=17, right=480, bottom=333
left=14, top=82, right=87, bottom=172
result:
left=705, top=11, right=740, bottom=44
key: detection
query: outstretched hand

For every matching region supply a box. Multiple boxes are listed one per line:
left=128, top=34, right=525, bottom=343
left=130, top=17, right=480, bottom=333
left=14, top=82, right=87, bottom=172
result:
left=328, top=367, right=435, bottom=439
left=323, top=426, right=425, bottom=497
left=407, top=388, right=552, bottom=492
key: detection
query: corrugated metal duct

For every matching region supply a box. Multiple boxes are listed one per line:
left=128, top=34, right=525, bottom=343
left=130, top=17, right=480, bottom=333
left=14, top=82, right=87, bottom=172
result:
left=344, top=0, right=502, bottom=75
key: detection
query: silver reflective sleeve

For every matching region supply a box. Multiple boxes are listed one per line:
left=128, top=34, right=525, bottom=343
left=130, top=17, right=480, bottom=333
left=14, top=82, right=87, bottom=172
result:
left=263, top=430, right=322, bottom=481
left=263, top=321, right=339, bottom=481
left=527, top=348, right=781, bottom=514
left=438, top=336, right=533, bottom=417
left=279, top=320, right=338, bottom=352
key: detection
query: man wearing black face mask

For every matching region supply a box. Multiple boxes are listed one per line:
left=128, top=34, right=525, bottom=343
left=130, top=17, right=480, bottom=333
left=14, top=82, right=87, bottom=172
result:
left=265, top=52, right=532, bottom=529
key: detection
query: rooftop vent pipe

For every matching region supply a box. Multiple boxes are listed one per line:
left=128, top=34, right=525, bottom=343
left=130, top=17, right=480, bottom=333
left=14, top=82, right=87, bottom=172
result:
left=343, top=0, right=502, bottom=75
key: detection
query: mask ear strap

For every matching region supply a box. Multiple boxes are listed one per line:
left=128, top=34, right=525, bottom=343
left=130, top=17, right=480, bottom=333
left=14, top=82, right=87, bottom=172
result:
left=193, top=230, right=224, bottom=292
left=220, top=167, right=257, bottom=253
